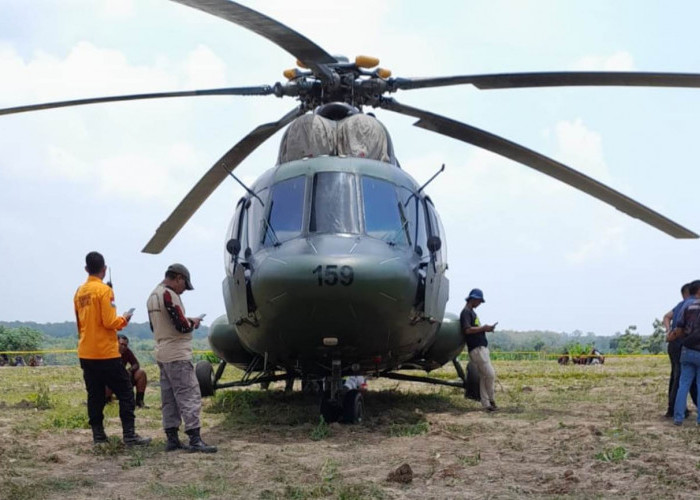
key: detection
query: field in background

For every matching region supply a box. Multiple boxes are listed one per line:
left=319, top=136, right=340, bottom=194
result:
left=1, top=356, right=699, bottom=499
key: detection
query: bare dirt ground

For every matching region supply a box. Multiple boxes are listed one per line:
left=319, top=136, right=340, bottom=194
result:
left=1, top=356, right=700, bottom=499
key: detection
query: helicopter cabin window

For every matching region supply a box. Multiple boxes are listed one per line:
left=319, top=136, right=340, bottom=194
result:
left=263, top=177, right=305, bottom=246
left=309, top=172, right=360, bottom=234
left=362, top=177, right=410, bottom=246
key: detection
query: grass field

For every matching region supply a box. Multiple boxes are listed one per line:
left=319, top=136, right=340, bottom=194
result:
left=1, top=356, right=699, bottom=499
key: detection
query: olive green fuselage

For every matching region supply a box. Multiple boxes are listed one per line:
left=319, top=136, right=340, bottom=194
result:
left=215, top=156, right=451, bottom=375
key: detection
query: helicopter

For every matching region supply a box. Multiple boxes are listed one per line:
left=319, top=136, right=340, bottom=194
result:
left=3, top=0, right=700, bottom=423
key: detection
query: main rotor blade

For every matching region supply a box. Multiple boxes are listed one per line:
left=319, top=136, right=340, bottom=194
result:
left=390, top=72, right=700, bottom=91
left=142, top=106, right=305, bottom=254
left=171, top=0, right=337, bottom=80
left=0, top=86, right=274, bottom=116
left=379, top=98, right=697, bottom=239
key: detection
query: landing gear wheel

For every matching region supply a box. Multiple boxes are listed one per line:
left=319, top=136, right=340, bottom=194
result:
left=465, top=362, right=481, bottom=401
left=302, top=379, right=321, bottom=395
left=260, top=371, right=274, bottom=390
left=195, top=360, right=215, bottom=397
left=342, top=389, right=364, bottom=424
left=320, top=397, right=342, bottom=423
left=284, top=375, right=295, bottom=394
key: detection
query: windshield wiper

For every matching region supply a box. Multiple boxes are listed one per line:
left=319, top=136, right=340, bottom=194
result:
left=263, top=202, right=281, bottom=247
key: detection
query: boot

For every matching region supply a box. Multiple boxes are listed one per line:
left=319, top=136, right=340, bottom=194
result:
left=123, top=424, right=152, bottom=446
left=135, top=392, right=149, bottom=409
left=185, top=428, right=217, bottom=453
left=165, top=427, right=189, bottom=452
left=91, top=425, right=108, bottom=444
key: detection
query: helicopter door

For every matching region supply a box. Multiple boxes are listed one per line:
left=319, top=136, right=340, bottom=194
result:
left=228, top=262, right=249, bottom=322
left=224, top=198, right=250, bottom=323
left=424, top=199, right=448, bottom=321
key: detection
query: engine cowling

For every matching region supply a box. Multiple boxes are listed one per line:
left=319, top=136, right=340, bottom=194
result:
left=420, top=312, right=465, bottom=371
left=208, top=314, right=255, bottom=369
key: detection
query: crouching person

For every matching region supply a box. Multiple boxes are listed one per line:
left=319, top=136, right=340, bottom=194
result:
left=147, top=264, right=217, bottom=453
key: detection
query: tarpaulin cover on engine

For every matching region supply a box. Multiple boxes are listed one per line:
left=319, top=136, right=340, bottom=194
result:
left=277, top=113, right=393, bottom=164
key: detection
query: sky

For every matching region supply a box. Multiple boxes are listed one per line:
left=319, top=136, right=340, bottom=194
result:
left=1, top=0, right=700, bottom=336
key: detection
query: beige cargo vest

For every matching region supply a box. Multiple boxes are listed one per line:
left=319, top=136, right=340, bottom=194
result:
left=147, top=283, right=193, bottom=363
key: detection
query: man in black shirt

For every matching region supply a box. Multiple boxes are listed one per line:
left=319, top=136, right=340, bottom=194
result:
left=460, top=288, right=498, bottom=411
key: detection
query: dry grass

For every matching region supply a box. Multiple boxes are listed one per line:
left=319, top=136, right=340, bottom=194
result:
left=1, top=357, right=699, bottom=499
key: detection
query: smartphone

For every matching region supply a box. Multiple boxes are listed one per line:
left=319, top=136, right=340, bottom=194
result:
left=197, top=313, right=206, bottom=320
left=493, top=321, right=498, bottom=328
left=126, top=307, right=135, bottom=315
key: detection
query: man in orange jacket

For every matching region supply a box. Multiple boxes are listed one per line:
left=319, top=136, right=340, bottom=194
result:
left=74, top=251, right=150, bottom=446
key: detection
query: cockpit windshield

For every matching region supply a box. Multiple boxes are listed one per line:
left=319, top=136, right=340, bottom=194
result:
left=362, top=176, right=410, bottom=246
left=310, top=172, right=360, bottom=234
left=263, top=176, right=305, bottom=246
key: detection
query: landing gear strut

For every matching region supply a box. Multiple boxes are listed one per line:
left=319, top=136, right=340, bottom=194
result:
left=319, top=359, right=364, bottom=424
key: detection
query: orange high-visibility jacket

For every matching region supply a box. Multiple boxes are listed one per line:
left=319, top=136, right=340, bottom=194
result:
left=74, top=275, right=127, bottom=359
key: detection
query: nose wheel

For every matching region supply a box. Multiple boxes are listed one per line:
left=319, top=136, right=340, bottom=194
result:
left=320, top=389, right=364, bottom=424
left=342, top=389, right=364, bottom=424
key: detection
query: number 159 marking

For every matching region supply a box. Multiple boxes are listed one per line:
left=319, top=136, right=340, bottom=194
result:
left=312, top=265, right=354, bottom=286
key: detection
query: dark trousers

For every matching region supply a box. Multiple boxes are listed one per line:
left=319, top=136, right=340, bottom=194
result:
left=80, top=357, right=135, bottom=431
left=668, top=341, right=698, bottom=412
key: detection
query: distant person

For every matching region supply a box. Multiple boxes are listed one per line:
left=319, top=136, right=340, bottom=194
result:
left=147, top=263, right=216, bottom=453
left=74, top=251, right=151, bottom=446
left=14, top=356, right=26, bottom=367
left=587, top=348, right=605, bottom=365
left=105, top=334, right=149, bottom=408
left=671, top=282, right=700, bottom=426
left=344, top=375, right=367, bottom=391
left=0, top=353, right=8, bottom=366
left=664, top=282, right=698, bottom=418
left=460, top=288, right=498, bottom=412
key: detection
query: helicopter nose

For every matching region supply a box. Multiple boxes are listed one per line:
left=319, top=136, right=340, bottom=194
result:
left=252, top=235, right=418, bottom=307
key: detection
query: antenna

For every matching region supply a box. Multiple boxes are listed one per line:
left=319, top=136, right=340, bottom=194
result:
left=404, top=164, right=445, bottom=207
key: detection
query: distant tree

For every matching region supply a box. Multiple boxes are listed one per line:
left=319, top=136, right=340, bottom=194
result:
left=533, top=339, right=546, bottom=352
left=615, top=325, right=643, bottom=354
left=0, top=326, right=44, bottom=352
left=645, top=318, right=666, bottom=354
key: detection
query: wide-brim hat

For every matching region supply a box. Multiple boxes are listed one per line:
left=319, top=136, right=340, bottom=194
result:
left=466, top=288, right=485, bottom=302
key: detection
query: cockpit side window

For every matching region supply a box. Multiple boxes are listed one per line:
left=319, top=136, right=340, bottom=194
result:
left=247, top=187, right=267, bottom=252
left=263, top=177, right=305, bottom=246
left=399, top=188, right=428, bottom=257
left=425, top=198, right=447, bottom=264
left=225, top=198, right=246, bottom=276
left=310, top=172, right=360, bottom=234
left=362, top=176, right=410, bottom=246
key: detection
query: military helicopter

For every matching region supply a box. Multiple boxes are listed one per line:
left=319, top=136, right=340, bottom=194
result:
left=3, top=0, right=700, bottom=423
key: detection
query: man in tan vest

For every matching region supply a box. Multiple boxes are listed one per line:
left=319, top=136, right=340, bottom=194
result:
left=147, top=263, right=216, bottom=453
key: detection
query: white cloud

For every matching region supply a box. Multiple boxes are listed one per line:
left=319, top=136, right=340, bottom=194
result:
left=47, top=145, right=92, bottom=181
left=101, top=0, right=134, bottom=19
left=553, top=118, right=609, bottom=182
left=0, top=41, right=177, bottom=106
left=183, top=45, right=227, bottom=88
left=570, top=51, right=636, bottom=71
left=565, top=225, right=627, bottom=264
left=96, top=142, right=200, bottom=203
